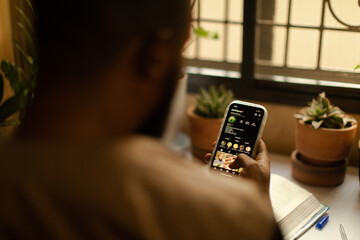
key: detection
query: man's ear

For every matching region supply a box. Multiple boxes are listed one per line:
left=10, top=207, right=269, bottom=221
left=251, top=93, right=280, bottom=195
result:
left=135, top=39, right=172, bottom=81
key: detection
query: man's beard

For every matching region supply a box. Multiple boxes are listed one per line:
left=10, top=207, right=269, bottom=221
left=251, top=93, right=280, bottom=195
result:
left=137, top=65, right=179, bottom=138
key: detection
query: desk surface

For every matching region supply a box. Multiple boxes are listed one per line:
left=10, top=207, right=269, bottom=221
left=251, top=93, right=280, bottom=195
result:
left=270, top=152, right=360, bottom=240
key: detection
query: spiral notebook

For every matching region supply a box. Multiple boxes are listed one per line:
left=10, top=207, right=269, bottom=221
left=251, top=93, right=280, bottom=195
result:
left=270, top=174, right=329, bottom=240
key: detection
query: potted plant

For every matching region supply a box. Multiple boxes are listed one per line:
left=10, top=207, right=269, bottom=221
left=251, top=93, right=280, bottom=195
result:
left=188, top=85, right=233, bottom=158
left=294, top=92, right=357, bottom=163
left=292, top=92, right=358, bottom=186
left=0, top=0, right=37, bottom=137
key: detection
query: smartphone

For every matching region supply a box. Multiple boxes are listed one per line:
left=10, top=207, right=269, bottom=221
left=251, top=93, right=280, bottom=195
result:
left=209, top=100, right=268, bottom=177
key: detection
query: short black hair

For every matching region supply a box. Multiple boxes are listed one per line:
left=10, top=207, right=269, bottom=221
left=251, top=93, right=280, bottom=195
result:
left=34, top=0, right=191, bottom=85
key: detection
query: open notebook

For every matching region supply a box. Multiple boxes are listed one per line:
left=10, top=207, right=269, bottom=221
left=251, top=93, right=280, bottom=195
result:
left=270, top=174, right=329, bottom=240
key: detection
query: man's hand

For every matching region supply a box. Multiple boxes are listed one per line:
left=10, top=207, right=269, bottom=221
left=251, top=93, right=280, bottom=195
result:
left=204, top=140, right=271, bottom=193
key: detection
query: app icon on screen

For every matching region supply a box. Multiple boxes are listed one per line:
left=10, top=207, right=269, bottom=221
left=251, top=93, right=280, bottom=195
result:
left=228, top=116, right=236, bottom=123
left=233, top=144, right=239, bottom=149
left=227, top=142, right=233, bottom=148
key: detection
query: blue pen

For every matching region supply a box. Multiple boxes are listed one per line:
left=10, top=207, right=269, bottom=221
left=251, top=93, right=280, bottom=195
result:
left=315, top=215, right=329, bottom=230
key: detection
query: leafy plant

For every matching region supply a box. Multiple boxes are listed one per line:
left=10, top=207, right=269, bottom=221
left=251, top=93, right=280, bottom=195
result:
left=355, top=65, right=360, bottom=70
left=184, top=0, right=219, bottom=50
left=192, top=25, right=219, bottom=40
left=0, top=0, right=37, bottom=127
left=294, top=92, right=357, bottom=129
left=195, top=85, right=234, bottom=118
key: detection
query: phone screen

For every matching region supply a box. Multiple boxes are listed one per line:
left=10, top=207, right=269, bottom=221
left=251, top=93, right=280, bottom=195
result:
left=210, top=102, right=265, bottom=175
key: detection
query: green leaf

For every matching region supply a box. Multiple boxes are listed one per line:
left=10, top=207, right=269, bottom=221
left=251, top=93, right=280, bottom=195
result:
left=0, top=91, right=24, bottom=123
left=199, top=88, right=212, bottom=105
left=219, top=93, right=232, bottom=114
left=25, top=0, right=36, bottom=21
left=193, top=26, right=219, bottom=40
left=343, top=116, right=357, bottom=127
left=195, top=85, right=233, bottom=118
left=311, top=120, right=323, bottom=129
left=1, top=61, right=16, bottom=79
left=0, top=73, right=3, bottom=103
left=195, top=104, right=210, bottom=117
left=355, top=65, right=360, bottom=70
left=15, top=6, right=35, bottom=36
left=209, top=85, right=218, bottom=101
left=218, top=85, right=226, bottom=97
left=13, top=39, right=34, bottom=67
left=17, top=22, right=36, bottom=58
left=193, top=26, right=208, bottom=38
left=323, top=118, right=342, bottom=129
left=0, top=119, right=20, bottom=127
left=318, top=92, right=326, bottom=99
left=1, top=61, right=21, bottom=93
left=17, top=67, right=30, bottom=83
left=321, top=96, right=330, bottom=109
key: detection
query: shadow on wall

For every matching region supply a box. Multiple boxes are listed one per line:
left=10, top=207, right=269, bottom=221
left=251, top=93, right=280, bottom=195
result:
left=184, top=94, right=360, bottom=167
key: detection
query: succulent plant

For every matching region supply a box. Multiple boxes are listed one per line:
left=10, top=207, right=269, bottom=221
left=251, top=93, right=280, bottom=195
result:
left=294, top=92, right=357, bottom=129
left=194, top=85, right=234, bottom=118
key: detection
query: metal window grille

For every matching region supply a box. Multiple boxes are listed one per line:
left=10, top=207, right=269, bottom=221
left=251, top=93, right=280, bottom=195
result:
left=186, top=0, right=360, bottom=86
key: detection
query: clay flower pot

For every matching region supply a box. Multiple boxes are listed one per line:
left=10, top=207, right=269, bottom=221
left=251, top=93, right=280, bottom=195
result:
left=187, top=105, right=222, bottom=152
left=291, top=150, right=347, bottom=187
left=295, top=120, right=358, bottom=165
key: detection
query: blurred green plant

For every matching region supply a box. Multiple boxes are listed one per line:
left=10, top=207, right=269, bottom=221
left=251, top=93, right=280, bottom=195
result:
left=184, top=0, right=219, bottom=50
left=294, top=92, right=357, bottom=129
left=0, top=0, right=37, bottom=127
left=192, top=25, right=219, bottom=40
left=195, top=85, right=234, bottom=118
left=355, top=65, right=360, bottom=70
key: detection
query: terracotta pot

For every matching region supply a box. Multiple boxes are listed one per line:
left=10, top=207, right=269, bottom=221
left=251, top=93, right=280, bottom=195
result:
left=295, top=120, right=357, bottom=164
left=291, top=150, right=347, bottom=187
left=187, top=105, right=222, bottom=151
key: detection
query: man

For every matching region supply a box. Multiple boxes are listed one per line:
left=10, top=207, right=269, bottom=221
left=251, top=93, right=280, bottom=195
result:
left=0, top=0, right=282, bottom=239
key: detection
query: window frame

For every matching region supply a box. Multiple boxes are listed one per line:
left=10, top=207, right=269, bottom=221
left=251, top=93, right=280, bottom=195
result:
left=187, top=0, right=360, bottom=114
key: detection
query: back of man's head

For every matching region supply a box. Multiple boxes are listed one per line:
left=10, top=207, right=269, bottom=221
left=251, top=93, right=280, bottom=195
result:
left=34, top=0, right=191, bottom=86
left=22, top=1, right=191, bottom=138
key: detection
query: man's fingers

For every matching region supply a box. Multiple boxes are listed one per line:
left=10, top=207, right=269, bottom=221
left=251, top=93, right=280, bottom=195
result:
left=227, top=140, right=271, bottom=193
left=212, top=141, right=216, bottom=149
left=228, top=140, right=269, bottom=168
left=204, top=153, right=212, bottom=164
left=235, top=153, right=256, bottom=169
left=228, top=154, right=253, bottom=169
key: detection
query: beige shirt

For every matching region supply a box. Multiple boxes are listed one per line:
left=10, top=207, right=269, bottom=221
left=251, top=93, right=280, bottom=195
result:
left=0, top=136, right=278, bottom=239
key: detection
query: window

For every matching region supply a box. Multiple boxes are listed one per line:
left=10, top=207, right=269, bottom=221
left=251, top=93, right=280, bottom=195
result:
left=185, top=0, right=243, bottom=74
left=186, top=0, right=360, bottom=113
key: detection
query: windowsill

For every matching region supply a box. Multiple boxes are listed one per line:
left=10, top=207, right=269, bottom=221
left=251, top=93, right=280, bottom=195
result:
left=186, top=68, right=360, bottom=114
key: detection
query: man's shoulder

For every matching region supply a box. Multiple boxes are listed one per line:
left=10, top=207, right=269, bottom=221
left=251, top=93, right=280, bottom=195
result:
left=108, top=136, right=277, bottom=239
left=0, top=136, right=277, bottom=240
